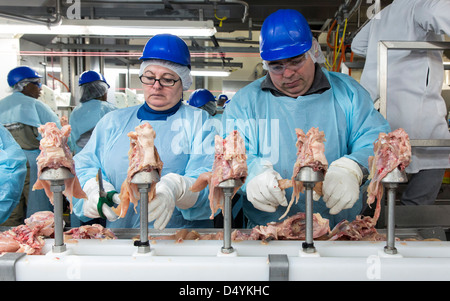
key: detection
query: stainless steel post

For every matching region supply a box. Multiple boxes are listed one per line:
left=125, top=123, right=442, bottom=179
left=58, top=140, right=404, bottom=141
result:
left=39, top=168, right=73, bottom=254
left=303, top=182, right=315, bottom=253
left=384, top=184, right=398, bottom=254
left=137, top=184, right=151, bottom=254
left=218, top=178, right=242, bottom=255
left=131, top=170, right=160, bottom=254
left=222, top=188, right=234, bottom=253
left=381, top=168, right=407, bottom=255
left=51, top=180, right=66, bottom=253
left=296, top=167, right=324, bottom=254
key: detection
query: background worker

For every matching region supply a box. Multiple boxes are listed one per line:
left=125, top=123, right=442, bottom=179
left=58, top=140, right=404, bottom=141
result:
left=187, top=88, right=218, bottom=117
left=69, top=70, right=117, bottom=154
left=351, top=0, right=450, bottom=206
left=0, top=66, right=61, bottom=224
left=216, top=94, right=229, bottom=114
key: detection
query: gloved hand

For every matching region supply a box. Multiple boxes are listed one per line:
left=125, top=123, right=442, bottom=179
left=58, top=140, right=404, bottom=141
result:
left=247, top=169, right=288, bottom=212
left=322, top=157, right=363, bottom=215
left=83, top=177, right=121, bottom=221
left=148, top=173, right=199, bottom=230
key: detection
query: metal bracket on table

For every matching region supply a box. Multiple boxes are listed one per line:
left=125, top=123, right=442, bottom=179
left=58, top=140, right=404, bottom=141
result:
left=268, top=254, right=289, bottom=281
left=0, top=253, right=26, bottom=281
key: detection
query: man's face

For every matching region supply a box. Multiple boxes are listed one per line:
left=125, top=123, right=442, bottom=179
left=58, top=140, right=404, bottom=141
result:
left=267, top=53, right=315, bottom=98
left=21, top=81, right=42, bottom=99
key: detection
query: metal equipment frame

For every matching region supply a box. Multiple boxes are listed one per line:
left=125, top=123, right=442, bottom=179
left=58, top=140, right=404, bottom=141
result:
left=377, top=40, right=450, bottom=229
left=378, top=40, right=450, bottom=147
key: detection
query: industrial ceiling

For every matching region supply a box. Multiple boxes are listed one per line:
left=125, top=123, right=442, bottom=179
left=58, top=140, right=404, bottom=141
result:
left=0, top=0, right=394, bottom=74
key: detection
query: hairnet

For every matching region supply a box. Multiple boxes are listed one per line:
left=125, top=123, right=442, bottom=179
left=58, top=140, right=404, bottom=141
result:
left=79, top=80, right=109, bottom=103
left=139, top=59, right=192, bottom=91
left=308, top=37, right=326, bottom=64
left=261, top=37, right=324, bottom=70
left=12, top=78, right=41, bottom=92
left=200, top=101, right=217, bottom=116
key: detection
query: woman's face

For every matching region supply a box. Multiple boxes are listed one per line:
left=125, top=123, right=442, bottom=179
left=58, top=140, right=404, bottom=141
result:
left=141, top=64, right=183, bottom=111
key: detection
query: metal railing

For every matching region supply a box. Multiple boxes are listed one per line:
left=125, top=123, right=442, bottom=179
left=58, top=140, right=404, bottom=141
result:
left=378, top=40, right=450, bottom=147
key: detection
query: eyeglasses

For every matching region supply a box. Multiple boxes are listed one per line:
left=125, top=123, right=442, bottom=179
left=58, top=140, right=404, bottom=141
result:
left=267, top=53, right=309, bottom=75
left=139, top=75, right=180, bottom=87
left=27, top=81, right=42, bottom=88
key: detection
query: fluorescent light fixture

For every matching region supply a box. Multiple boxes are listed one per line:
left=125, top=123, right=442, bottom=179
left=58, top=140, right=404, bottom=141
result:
left=191, top=70, right=230, bottom=77
left=0, top=19, right=216, bottom=37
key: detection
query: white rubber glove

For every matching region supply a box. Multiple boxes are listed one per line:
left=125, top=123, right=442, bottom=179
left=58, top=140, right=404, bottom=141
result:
left=83, top=177, right=121, bottom=222
left=322, top=157, right=363, bottom=215
left=148, top=173, right=199, bottom=230
left=247, top=169, right=288, bottom=212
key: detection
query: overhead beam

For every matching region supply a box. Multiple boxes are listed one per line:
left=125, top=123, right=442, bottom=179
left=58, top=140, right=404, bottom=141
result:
left=46, top=43, right=260, bottom=53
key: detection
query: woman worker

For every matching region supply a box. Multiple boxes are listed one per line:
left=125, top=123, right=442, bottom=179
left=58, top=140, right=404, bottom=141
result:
left=72, top=34, right=216, bottom=229
left=69, top=70, right=117, bottom=154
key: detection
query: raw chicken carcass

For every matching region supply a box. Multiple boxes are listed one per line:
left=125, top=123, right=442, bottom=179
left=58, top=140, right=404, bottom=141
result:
left=0, top=232, right=20, bottom=254
left=148, top=229, right=203, bottom=243
left=0, top=211, right=57, bottom=254
left=148, top=212, right=330, bottom=242
left=251, top=212, right=330, bottom=240
left=32, top=122, right=87, bottom=211
left=113, top=123, right=163, bottom=218
left=1, top=225, right=45, bottom=255
left=367, top=128, right=411, bottom=222
left=328, top=215, right=385, bottom=241
left=280, top=128, right=328, bottom=219
left=24, top=211, right=56, bottom=237
left=190, top=130, right=248, bottom=219
left=64, top=224, right=116, bottom=240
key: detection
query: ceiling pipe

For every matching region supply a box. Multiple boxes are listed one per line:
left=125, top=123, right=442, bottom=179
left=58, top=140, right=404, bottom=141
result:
left=62, top=0, right=249, bottom=23
left=334, top=0, right=362, bottom=26
left=0, top=0, right=62, bottom=27
left=222, top=0, right=249, bottom=23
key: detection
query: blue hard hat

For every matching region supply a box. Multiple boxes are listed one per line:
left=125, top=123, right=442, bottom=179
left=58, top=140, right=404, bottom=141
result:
left=217, top=94, right=228, bottom=101
left=78, top=70, right=110, bottom=87
left=139, top=34, right=191, bottom=68
left=7, top=66, right=42, bottom=87
left=259, top=9, right=313, bottom=61
left=187, top=89, right=216, bottom=108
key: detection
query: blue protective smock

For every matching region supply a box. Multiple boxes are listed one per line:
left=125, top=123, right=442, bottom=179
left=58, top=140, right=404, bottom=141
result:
left=221, top=68, right=391, bottom=228
left=69, top=99, right=117, bottom=154
left=0, top=92, right=61, bottom=217
left=0, top=92, right=61, bottom=129
left=0, top=125, right=27, bottom=224
left=72, top=103, right=216, bottom=228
